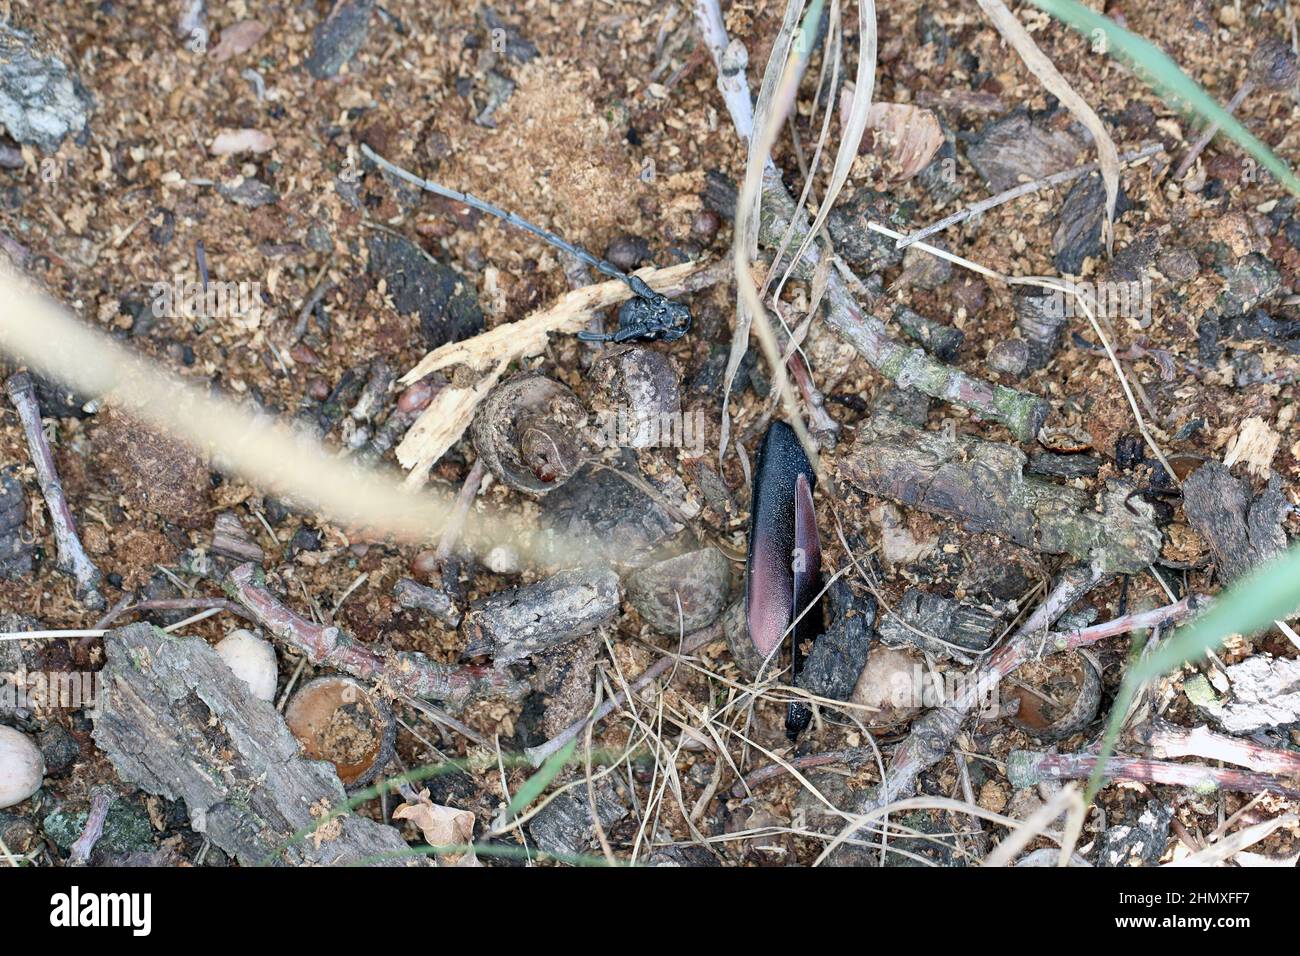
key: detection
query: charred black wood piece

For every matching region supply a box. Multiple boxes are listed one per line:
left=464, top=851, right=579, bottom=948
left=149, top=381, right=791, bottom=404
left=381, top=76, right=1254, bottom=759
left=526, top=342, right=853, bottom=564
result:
left=797, top=579, right=875, bottom=702
left=877, top=588, right=1000, bottom=665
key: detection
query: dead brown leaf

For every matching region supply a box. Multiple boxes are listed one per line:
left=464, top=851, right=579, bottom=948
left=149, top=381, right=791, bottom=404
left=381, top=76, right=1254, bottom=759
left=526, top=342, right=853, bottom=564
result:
left=210, top=20, right=268, bottom=63
left=840, top=93, right=943, bottom=181
left=393, top=789, right=480, bottom=866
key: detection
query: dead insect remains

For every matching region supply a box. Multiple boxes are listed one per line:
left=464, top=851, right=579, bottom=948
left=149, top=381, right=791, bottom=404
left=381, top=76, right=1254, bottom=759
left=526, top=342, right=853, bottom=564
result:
left=360, top=144, right=692, bottom=344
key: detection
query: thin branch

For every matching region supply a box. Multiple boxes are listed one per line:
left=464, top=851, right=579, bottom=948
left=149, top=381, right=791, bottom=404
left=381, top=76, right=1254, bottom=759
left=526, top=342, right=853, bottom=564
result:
left=4, top=371, right=105, bottom=609
left=67, top=787, right=116, bottom=866
left=1008, top=749, right=1300, bottom=800
left=894, top=143, right=1164, bottom=250
left=732, top=747, right=874, bottom=797
left=1132, top=718, right=1300, bottom=777
left=226, top=563, right=525, bottom=710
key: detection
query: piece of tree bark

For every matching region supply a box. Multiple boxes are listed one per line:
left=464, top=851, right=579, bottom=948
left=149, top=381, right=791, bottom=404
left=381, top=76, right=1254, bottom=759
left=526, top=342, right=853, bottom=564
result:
left=877, top=588, right=1001, bottom=664
left=526, top=776, right=629, bottom=858
left=211, top=511, right=265, bottom=564
left=838, top=415, right=1162, bottom=574
left=1181, top=460, right=1287, bottom=583
left=92, top=623, right=423, bottom=866
left=461, top=567, right=621, bottom=662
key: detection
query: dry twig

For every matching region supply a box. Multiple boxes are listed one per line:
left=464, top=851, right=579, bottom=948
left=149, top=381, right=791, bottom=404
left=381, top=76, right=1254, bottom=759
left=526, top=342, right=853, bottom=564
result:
left=4, top=371, right=105, bottom=609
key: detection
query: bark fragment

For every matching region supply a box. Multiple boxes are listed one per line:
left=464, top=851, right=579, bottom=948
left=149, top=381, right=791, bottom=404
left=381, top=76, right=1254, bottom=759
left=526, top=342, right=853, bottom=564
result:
left=461, top=567, right=620, bottom=662
left=877, top=588, right=999, bottom=664
left=838, top=415, right=1162, bottom=574
left=526, top=776, right=628, bottom=858
left=1181, top=461, right=1287, bottom=584
left=799, top=580, right=876, bottom=701
left=92, top=623, right=421, bottom=866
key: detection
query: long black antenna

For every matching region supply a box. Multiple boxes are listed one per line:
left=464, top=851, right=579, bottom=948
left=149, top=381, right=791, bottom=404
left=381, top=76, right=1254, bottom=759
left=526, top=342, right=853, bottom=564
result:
left=359, top=144, right=634, bottom=290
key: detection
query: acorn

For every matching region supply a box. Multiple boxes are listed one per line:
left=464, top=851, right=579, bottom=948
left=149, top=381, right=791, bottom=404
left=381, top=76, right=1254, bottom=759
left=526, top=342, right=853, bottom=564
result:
left=0, top=726, right=44, bottom=809
left=284, top=677, right=395, bottom=788
left=215, top=629, right=278, bottom=702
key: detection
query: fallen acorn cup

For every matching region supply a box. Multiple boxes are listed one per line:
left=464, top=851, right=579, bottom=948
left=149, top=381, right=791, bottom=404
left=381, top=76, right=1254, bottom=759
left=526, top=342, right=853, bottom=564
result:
left=1008, top=650, right=1103, bottom=741
left=745, top=421, right=823, bottom=740
left=284, top=676, right=396, bottom=789
left=471, top=372, right=588, bottom=495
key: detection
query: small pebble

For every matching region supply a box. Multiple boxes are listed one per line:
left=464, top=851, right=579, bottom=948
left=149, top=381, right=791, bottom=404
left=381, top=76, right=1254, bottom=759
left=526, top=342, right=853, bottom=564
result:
left=604, top=235, right=650, bottom=271
left=1156, top=247, right=1198, bottom=283
left=691, top=209, right=720, bottom=242
left=306, top=377, right=331, bottom=401
left=901, top=243, right=952, bottom=290
left=986, top=338, right=1030, bottom=377
left=411, top=549, right=440, bottom=577
left=289, top=526, right=323, bottom=555
left=424, top=130, right=452, bottom=163
left=0, top=726, right=44, bottom=809
left=215, top=629, right=278, bottom=702
left=290, top=342, right=321, bottom=366
left=396, top=378, right=435, bottom=414
left=952, top=276, right=987, bottom=315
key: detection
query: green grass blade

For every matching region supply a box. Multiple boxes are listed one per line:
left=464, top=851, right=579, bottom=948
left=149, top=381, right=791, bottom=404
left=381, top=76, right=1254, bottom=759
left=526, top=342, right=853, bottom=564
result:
left=1086, top=545, right=1300, bottom=800
left=1029, top=0, right=1300, bottom=196
left=505, top=737, right=579, bottom=819
left=347, top=841, right=624, bottom=868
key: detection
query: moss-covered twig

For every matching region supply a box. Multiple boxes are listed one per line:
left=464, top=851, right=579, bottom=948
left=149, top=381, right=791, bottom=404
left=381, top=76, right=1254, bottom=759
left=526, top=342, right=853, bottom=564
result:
left=755, top=173, right=1050, bottom=442
left=839, top=414, right=1163, bottom=574
left=227, top=562, right=524, bottom=710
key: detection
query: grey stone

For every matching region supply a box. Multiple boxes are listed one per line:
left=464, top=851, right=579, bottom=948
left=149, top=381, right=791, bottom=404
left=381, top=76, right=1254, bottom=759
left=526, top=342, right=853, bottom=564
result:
left=365, top=231, right=483, bottom=349
left=986, top=338, right=1031, bottom=377
left=306, top=0, right=375, bottom=80
left=0, top=23, right=92, bottom=151
left=625, top=547, right=730, bottom=635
